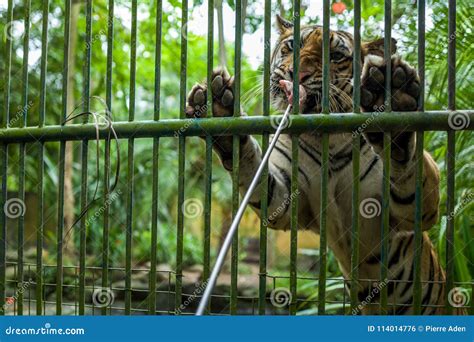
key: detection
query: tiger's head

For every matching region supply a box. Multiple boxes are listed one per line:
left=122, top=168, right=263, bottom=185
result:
left=270, top=15, right=396, bottom=114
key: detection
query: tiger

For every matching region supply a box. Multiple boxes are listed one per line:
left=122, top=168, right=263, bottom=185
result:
left=185, top=15, right=462, bottom=315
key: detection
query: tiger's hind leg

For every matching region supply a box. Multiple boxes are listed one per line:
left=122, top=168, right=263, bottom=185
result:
left=360, top=55, right=440, bottom=232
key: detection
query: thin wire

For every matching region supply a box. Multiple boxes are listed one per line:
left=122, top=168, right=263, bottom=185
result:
left=196, top=104, right=292, bottom=315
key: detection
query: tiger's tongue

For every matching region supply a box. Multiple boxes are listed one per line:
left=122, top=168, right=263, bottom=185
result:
left=279, top=80, right=307, bottom=108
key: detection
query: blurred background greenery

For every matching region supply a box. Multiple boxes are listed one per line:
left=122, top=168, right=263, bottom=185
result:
left=0, top=0, right=471, bottom=314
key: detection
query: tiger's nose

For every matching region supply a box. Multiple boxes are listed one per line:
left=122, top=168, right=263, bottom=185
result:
left=288, top=66, right=312, bottom=83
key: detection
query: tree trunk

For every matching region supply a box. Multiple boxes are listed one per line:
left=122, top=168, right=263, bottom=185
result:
left=63, top=1, right=80, bottom=256
left=216, top=0, right=227, bottom=67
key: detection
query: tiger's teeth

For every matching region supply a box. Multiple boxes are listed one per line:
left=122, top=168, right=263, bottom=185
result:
left=279, top=80, right=307, bottom=109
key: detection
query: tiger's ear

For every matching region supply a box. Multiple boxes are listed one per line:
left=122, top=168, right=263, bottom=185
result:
left=276, top=14, right=293, bottom=34
left=362, top=38, right=397, bottom=57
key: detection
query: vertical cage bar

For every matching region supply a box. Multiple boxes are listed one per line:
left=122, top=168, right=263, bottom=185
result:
left=413, top=0, right=426, bottom=315
left=176, top=0, right=188, bottom=314
left=318, top=0, right=330, bottom=315
left=380, top=133, right=391, bottom=314
left=149, top=0, right=162, bottom=315
left=383, top=0, right=392, bottom=112
left=36, top=0, right=50, bottom=316
left=380, top=0, right=392, bottom=314
left=102, top=0, right=114, bottom=316
left=17, top=0, right=31, bottom=316
left=258, top=0, right=271, bottom=315
left=289, top=0, right=301, bottom=316
left=79, top=0, right=93, bottom=315
left=0, top=144, right=6, bottom=315
left=4, top=0, right=13, bottom=126
left=0, top=0, right=13, bottom=315
left=230, top=0, right=243, bottom=315
left=203, top=0, right=214, bottom=315
left=350, top=0, right=361, bottom=313
left=56, top=0, right=71, bottom=315
left=125, top=0, right=137, bottom=316
left=445, top=0, right=456, bottom=315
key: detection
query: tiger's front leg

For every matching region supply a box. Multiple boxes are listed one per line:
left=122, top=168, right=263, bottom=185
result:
left=186, top=68, right=309, bottom=230
left=360, top=55, right=440, bottom=231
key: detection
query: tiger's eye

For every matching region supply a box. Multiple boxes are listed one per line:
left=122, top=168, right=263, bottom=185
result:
left=330, top=51, right=346, bottom=62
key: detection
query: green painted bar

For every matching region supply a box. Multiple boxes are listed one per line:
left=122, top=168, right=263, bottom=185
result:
left=125, top=0, right=138, bottom=316
left=4, top=0, right=13, bottom=126
left=412, top=131, right=424, bottom=314
left=149, top=0, right=162, bottom=315
left=445, top=0, right=456, bottom=315
left=471, top=283, right=474, bottom=315
left=0, top=144, right=6, bottom=315
left=79, top=0, right=93, bottom=316
left=175, top=0, right=188, bottom=314
left=36, top=0, right=50, bottom=316
left=318, top=0, right=330, bottom=315
left=350, top=0, right=361, bottom=313
left=56, top=0, right=71, bottom=315
left=18, top=0, right=31, bottom=316
left=203, top=0, right=214, bottom=315
left=384, top=0, right=392, bottom=112
left=380, top=0, right=392, bottom=314
left=380, top=133, right=391, bottom=313
left=289, top=134, right=299, bottom=315
left=350, top=135, right=360, bottom=312
left=413, top=0, right=426, bottom=315
left=0, top=112, right=472, bottom=143
left=102, top=0, right=114, bottom=316
left=258, top=0, right=271, bottom=315
left=125, top=137, right=135, bottom=315
left=230, top=0, right=243, bottom=315
left=292, top=0, right=301, bottom=115
left=36, top=143, right=45, bottom=315
left=289, top=0, right=301, bottom=316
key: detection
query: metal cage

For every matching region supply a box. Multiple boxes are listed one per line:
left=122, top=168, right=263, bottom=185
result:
left=0, top=0, right=473, bottom=316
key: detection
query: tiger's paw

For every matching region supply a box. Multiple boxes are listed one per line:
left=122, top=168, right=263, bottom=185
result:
left=186, top=68, right=235, bottom=119
left=361, top=56, right=419, bottom=162
left=360, top=55, right=420, bottom=112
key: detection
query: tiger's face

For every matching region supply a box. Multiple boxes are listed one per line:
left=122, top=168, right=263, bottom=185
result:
left=270, top=15, right=389, bottom=114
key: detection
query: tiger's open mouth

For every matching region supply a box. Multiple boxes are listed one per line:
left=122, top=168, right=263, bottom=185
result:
left=279, top=80, right=307, bottom=109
